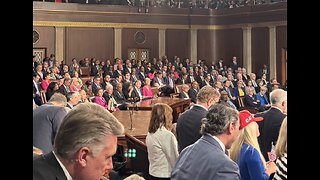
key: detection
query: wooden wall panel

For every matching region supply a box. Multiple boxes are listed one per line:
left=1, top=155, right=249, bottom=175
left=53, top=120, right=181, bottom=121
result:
left=198, top=29, right=242, bottom=68
left=276, top=26, right=287, bottom=84
left=33, top=26, right=55, bottom=58
left=122, top=28, right=158, bottom=60
left=166, top=29, right=190, bottom=61
left=65, top=27, right=114, bottom=65
left=252, top=27, right=269, bottom=78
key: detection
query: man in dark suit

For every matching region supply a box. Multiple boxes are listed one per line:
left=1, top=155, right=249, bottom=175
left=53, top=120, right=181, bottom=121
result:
left=229, top=56, right=239, bottom=73
left=33, top=93, right=68, bottom=154
left=66, top=91, right=80, bottom=110
left=243, top=87, right=260, bottom=109
left=172, top=104, right=240, bottom=180
left=176, top=86, right=221, bottom=152
left=255, top=89, right=287, bottom=160
left=188, top=81, right=199, bottom=103
left=33, top=74, right=42, bottom=106
left=33, top=103, right=125, bottom=180
left=58, top=78, right=71, bottom=96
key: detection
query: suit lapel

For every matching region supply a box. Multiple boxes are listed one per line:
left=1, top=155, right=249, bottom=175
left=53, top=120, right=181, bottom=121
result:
left=43, top=152, right=68, bottom=180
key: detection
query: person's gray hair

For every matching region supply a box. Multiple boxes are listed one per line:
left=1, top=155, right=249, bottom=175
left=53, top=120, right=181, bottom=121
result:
left=196, top=86, right=220, bottom=103
left=54, top=102, right=124, bottom=161
left=270, top=89, right=287, bottom=106
left=66, top=91, right=79, bottom=102
left=48, top=92, right=67, bottom=106
left=106, top=84, right=113, bottom=91
left=200, top=104, right=239, bottom=136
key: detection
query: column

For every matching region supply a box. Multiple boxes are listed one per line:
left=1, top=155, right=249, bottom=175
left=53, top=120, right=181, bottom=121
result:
left=242, top=26, right=252, bottom=74
left=55, top=27, right=65, bottom=62
left=114, top=28, right=122, bottom=59
left=269, top=26, right=277, bottom=80
left=190, top=28, right=197, bottom=65
left=158, top=28, right=166, bottom=59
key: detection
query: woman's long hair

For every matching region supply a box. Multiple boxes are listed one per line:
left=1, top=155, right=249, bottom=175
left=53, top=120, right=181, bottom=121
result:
left=230, top=122, right=267, bottom=169
left=148, top=103, right=173, bottom=133
left=275, top=117, right=287, bottom=157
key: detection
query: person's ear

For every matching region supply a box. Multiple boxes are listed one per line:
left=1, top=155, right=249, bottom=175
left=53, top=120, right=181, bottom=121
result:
left=76, top=147, right=90, bottom=167
left=227, top=122, right=237, bottom=135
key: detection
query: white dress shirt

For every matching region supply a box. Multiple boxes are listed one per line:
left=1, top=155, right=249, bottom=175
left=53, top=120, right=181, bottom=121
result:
left=53, top=151, right=73, bottom=180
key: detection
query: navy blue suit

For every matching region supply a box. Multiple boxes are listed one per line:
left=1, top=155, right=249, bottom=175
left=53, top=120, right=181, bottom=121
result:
left=176, top=105, right=207, bottom=152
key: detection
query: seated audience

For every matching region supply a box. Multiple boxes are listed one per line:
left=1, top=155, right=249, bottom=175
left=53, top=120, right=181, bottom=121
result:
left=93, top=88, right=109, bottom=110
left=219, top=90, right=237, bottom=109
left=66, top=91, right=80, bottom=109
left=46, top=81, right=59, bottom=100
left=179, top=84, right=190, bottom=99
left=243, top=86, right=261, bottom=109
left=188, top=81, right=199, bottom=103
left=141, top=78, right=153, bottom=98
left=256, top=86, right=271, bottom=110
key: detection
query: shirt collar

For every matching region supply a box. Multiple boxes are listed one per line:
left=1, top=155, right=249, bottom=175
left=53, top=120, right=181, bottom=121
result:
left=207, top=134, right=226, bottom=153
left=192, top=104, right=208, bottom=111
left=271, top=106, right=284, bottom=113
left=53, top=151, right=73, bottom=180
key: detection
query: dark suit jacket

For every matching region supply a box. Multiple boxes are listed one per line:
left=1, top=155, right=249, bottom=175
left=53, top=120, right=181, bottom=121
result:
left=113, top=90, right=127, bottom=104
left=176, top=76, right=191, bottom=85
left=255, top=107, right=286, bottom=160
left=188, top=88, right=198, bottom=103
left=91, top=65, right=99, bottom=76
left=33, top=152, right=67, bottom=180
left=137, top=72, right=146, bottom=82
left=243, top=94, right=260, bottom=108
left=58, top=85, right=69, bottom=96
left=171, top=135, right=240, bottom=180
left=176, top=105, right=207, bottom=152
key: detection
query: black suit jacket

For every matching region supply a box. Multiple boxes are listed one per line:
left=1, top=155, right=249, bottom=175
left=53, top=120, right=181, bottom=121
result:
left=255, top=107, right=286, bottom=160
left=33, top=152, right=67, bottom=180
left=58, top=85, right=69, bottom=96
left=113, top=90, right=126, bottom=104
left=188, top=88, right=198, bottom=103
left=176, top=105, right=208, bottom=152
left=243, top=94, right=260, bottom=108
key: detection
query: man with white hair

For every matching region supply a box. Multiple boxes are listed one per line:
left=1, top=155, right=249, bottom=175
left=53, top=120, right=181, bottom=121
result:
left=255, top=89, right=287, bottom=160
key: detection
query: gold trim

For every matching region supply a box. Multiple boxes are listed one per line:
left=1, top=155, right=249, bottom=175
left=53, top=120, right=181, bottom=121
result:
left=33, top=8, right=287, bottom=17
left=33, top=21, right=189, bottom=29
left=33, top=21, right=286, bottom=30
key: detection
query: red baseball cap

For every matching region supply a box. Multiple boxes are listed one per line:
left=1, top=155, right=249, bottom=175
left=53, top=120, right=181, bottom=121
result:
left=239, top=110, right=263, bottom=129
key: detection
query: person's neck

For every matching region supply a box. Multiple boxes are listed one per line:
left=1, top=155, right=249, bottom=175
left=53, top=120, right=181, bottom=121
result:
left=195, top=102, right=209, bottom=110
left=271, top=105, right=284, bottom=113
left=215, top=134, right=228, bottom=150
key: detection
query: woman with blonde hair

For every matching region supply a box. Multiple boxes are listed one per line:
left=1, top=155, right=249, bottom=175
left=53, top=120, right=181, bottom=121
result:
left=146, top=103, right=179, bottom=180
left=272, top=117, right=287, bottom=180
left=230, top=110, right=276, bottom=180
